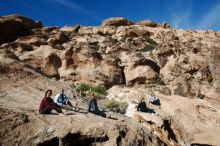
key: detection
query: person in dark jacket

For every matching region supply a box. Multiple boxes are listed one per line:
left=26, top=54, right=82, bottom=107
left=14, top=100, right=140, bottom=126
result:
left=88, top=93, right=107, bottom=118
left=137, top=98, right=155, bottom=114
left=39, top=89, right=64, bottom=114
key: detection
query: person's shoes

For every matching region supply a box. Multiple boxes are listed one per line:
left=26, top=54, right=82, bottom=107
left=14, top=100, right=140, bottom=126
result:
left=59, top=113, right=65, bottom=116
left=106, top=114, right=111, bottom=118
left=72, top=107, right=80, bottom=112
left=150, top=112, right=156, bottom=115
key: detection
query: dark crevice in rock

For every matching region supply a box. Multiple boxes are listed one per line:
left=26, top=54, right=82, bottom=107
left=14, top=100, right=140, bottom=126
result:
left=116, top=58, right=126, bottom=85
left=120, top=65, right=126, bottom=85
left=206, top=67, right=213, bottom=83
left=158, top=49, right=174, bottom=58
left=0, top=29, right=33, bottom=45
left=156, top=138, right=168, bottom=146
left=128, top=77, right=146, bottom=85
left=134, top=58, right=160, bottom=74
left=188, top=68, right=199, bottom=75
left=148, top=136, right=152, bottom=142
left=38, top=137, right=59, bottom=146
left=162, top=120, right=178, bottom=143
left=116, top=130, right=126, bottom=146
left=91, top=51, right=103, bottom=60
left=61, top=132, right=109, bottom=146
left=191, top=143, right=212, bottom=146
left=22, top=64, right=51, bottom=78
left=73, top=25, right=80, bottom=33
left=157, top=49, right=175, bottom=67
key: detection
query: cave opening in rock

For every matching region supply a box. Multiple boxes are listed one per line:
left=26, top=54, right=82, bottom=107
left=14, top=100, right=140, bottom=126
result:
left=116, top=130, right=126, bottom=146
left=38, top=137, right=59, bottom=146
left=61, top=132, right=109, bottom=146
left=191, top=143, right=212, bottom=146
left=163, top=120, right=178, bottom=143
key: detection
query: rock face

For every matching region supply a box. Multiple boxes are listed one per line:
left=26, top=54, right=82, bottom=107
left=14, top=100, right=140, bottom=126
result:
left=161, top=21, right=170, bottom=28
left=0, top=15, right=219, bottom=94
left=1, top=15, right=220, bottom=146
left=107, top=86, right=220, bottom=146
left=101, top=17, right=134, bottom=26
left=136, top=20, right=159, bottom=27
left=0, top=109, right=168, bottom=146
left=0, top=14, right=42, bottom=44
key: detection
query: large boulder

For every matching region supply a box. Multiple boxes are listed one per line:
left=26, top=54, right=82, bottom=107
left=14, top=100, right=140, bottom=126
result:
left=161, top=21, right=170, bottom=28
left=0, top=14, right=42, bottom=44
left=206, top=48, right=220, bottom=93
left=136, top=20, right=159, bottom=27
left=0, top=109, right=167, bottom=146
left=120, top=52, right=160, bottom=85
left=19, top=45, right=61, bottom=78
left=101, top=17, right=134, bottom=27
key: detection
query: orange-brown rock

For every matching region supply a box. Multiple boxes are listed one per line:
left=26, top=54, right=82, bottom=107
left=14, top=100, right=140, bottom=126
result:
left=1, top=15, right=220, bottom=146
left=101, top=17, right=134, bottom=27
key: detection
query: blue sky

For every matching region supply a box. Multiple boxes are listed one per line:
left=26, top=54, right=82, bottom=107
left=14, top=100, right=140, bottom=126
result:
left=1, top=0, right=220, bottom=31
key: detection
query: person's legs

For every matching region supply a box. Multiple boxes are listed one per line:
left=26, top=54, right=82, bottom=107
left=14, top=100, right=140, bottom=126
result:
left=50, top=103, right=63, bottom=113
left=141, top=108, right=155, bottom=114
left=62, top=104, right=74, bottom=111
left=157, top=100, right=161, bottom=106
left=40, top=106, right=52, bottom=114
left=90, top=109, right=107, bottom=118
left=154, top=100, right=161, bottom=106
left=67, top=101, right=73, bottom=107
left=147, top=108, right=155, bottom=114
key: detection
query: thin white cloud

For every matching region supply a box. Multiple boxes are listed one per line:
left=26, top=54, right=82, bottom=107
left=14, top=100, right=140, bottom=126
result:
left=169, top=0, right=193, bottom=29
left=171, top=8, right=192, bottom=29
left=50, top=0, right=91, bottom=15
left=197, top=2, right=220, bottom=30
left=48, top=0, right=100, bottom=20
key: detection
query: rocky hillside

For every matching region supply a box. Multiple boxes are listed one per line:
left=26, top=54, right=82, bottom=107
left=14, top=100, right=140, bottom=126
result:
left=0, top=15, right=220, bottom=146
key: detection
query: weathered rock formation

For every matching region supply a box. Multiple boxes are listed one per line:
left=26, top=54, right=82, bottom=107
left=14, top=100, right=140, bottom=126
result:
left=101, top=17, right=134, bottom=26
left=0, top=109, right=169, bottom=146
left=1, top=15, right=220, bottom=146
left=0, top=14, right=42, bottom=44
left=136, top=20, right=159, bottom=27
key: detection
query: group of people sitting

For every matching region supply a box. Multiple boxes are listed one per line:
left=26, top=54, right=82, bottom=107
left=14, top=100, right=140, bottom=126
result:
left=39, top=89, right=161, bottom=118
left=137, top=92, right=161, bottom=114
left=39, top=89, right=109, bottom=118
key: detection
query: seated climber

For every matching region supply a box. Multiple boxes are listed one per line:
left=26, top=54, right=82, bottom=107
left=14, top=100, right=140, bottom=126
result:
left=39, top=89, right=64, bottom=114
left=54, top=89, right=78, bottom=111
left=149, top=92, right=161, bottom=107
left=88, top=93, right=109, bottom=118
left=137, top=98, right=155, bottom=114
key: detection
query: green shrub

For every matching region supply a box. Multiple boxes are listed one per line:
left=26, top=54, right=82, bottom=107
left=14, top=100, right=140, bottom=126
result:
left=92, top=85, right=107, bottom=95
left=91, top=92, right=106, bottom=99
left=76, top=83, right=106, bottom=95
left=146, top=38, right=158, bottom=46
left=104, top=100, right=118, bottom=109
left=100, top=99, right=128, bottom=114
left=140, top=44, right=155, bottom=52
left=76, top=83, right=93, bottom=92
left=207, top=74, right=213, bottom=83
left=149, top=51, right=155, bottom=60
left=118, top=102, right=129, bottom=114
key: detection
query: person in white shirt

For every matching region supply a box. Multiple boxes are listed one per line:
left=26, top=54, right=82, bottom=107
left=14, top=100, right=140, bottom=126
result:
left=149, top=92, right=161, bottom=107
left=54, top=89, right=77, bottom=111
